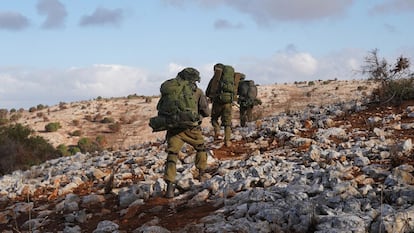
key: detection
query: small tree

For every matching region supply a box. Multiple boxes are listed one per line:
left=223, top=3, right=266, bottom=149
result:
left=361, top=49, right=414, bottom=104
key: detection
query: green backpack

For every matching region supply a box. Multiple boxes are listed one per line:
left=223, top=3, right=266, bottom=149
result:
left=206, top=64, right=235, bottom=104
left=149, top=70, right=200, bottom=132
left=237, top=80, right=259, bottom=107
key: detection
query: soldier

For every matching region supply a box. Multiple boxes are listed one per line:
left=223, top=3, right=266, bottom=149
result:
left=153, top=68, right=210, bottom=198
left=237, top=76, right=262, bottom=127
left=206, top=63, right=235, bottom=147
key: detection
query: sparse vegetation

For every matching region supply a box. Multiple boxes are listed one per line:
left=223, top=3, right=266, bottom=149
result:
left=57, top=144, right=71, bottom=156
left=77, top=137, right=104, bottom=153
left=0, top=124, right=58, bottom=175
left=59, top=102, right=68, bottom=110
left=101, top=117, right=115, bottom=124
left=45, top=122, right=61, bottom=132
left=70, top=130, right=82, bottom=136
left=37, top=104, right=46, bottom=110
left=29, top=106, right=37, bottom=112
left=362, top=48, right=414, bottom=104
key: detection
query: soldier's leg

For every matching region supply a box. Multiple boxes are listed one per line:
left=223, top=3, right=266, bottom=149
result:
left=211, top=102, right=222, bottom=139
left=222, top=103, right=233, bottom=146
left=247, top=106, right=253, bottom=122
left=240, top=106, right=247, bottom=127
left=164, top=132, right=184, bottom=197
left=182, top=127, right=208, bottom=181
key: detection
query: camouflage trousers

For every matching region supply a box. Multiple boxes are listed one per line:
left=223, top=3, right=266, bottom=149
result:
left=239, top=105, right=253, bottom=127
left=211, top=101, right=232, bottom=129
left=164, top=126, right=207, bottom=183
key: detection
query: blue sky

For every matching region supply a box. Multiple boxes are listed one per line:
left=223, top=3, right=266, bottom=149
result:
left=1, top=0, right=413, bottom=109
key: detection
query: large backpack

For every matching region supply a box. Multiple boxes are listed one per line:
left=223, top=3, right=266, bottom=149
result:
left=149, top=77, right=199, bottom=132
left=237, top=80, right=258, bottom=106
left=233, top=72, right=244, bottom=101
left=206, top=64, right=235, bottom=104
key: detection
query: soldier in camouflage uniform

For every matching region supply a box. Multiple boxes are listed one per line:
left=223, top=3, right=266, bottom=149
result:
left=163, top=68, right=210, bottom=198
left=237, top=76, right=262, bottom=127
left=208, top=63, right=234, bottom=147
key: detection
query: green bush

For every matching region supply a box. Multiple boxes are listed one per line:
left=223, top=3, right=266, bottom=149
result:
left=70, top=130, right=82, bottom=136
left=77, top=137, right=102, bottom=153
left=362, top=49, right=414, bottom=104
left=69, top=146, right=81, bottom=155
left=0, top=124, right=58, bottom=175
left=96, top=135, right=107, bottom=148
left=45, top=122, right=61, bottom=132
left=57, top=144, right=71, bottom=157
left=37, top=104, right=45, bottom=110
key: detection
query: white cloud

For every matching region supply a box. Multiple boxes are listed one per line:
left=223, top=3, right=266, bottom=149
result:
left=0, top=65, right=152, bottom=110
left=235, top=48, right=366, bottom=85
left=0, top=49, right=379, bottom=110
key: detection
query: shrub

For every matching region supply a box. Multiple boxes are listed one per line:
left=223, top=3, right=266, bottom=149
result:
left=29, top=107, right=37, bottom=112
left=45, top=122, right=61, bottom=132
left=70, top=130, right=82, bottom=136
left=361, top=49, right=414, bottom=104
left=308, top=81, right=315, bottom=86
left=59, top=102, right=67, bottom=110
left=96, top=135, right=108, bottom=148
left=101, top=117, right=115, bottom=124
left=37, top=104, right=45, bottom=110
left=57, top=144, right=71, bottom=157
left=69, top=146, right=81, bottom=155
left=77, top=137, right=102, bottom=153
left=0, top=124, right=58, bottom=175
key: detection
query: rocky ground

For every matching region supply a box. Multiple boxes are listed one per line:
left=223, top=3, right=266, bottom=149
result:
left=1, top=79, right=414, bottom=232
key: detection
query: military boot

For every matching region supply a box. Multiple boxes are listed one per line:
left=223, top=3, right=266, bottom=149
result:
left=165, top=181, right=176, bottom=198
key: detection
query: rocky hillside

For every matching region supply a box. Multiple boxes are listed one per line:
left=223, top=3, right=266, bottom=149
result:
left=10, top=79, right=376, bottom=150
left=1, top=79, right=414, bottom=232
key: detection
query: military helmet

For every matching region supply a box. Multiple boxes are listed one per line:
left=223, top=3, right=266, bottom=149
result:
left=178, top=67, right=200, bottom=82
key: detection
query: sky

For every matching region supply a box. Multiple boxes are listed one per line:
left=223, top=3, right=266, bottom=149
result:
left=0, top=0, right=413, bottom=110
